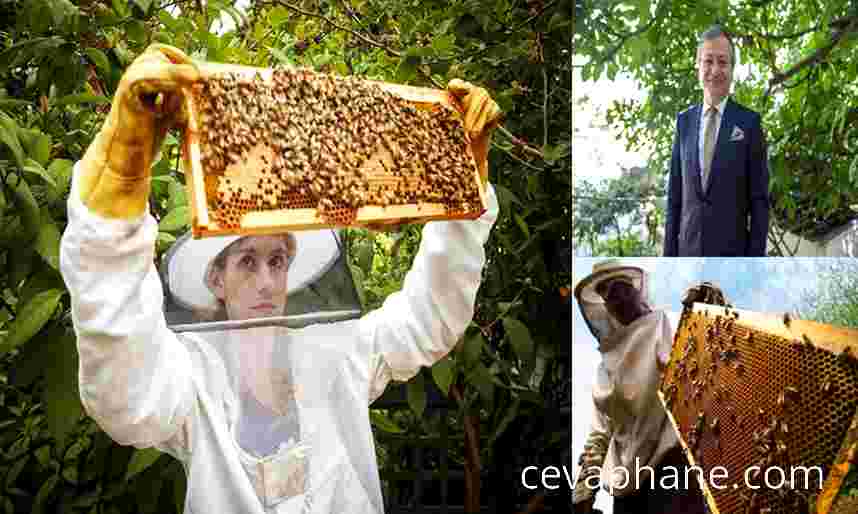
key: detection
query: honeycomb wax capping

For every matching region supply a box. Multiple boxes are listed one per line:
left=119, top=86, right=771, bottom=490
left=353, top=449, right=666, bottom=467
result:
left=190, top=68, right=483, bottom=229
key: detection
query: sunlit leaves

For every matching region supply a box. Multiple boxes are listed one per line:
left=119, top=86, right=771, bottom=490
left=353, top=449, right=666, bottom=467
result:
left=0, top=289, right=64, bottom=355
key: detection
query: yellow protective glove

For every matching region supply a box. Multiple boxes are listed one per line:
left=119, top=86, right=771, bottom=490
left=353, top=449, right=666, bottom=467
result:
left=446, top=78, right=503, bottom=186
left=78, top=44, right=199, bottom=219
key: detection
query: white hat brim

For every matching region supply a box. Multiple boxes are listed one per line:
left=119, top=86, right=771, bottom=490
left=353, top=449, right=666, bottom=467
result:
left=575, top=266, right=644, bottom=304
left=164, top=230, right=342, bottom=312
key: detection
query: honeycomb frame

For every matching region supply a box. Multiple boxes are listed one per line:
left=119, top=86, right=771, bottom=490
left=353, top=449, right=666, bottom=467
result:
left=658, top=303, right=858, bottom=514
left=180, top=62, right=488, bottom=238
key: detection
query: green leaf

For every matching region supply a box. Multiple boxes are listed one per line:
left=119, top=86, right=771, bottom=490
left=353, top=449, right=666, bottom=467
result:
left=0, top=289, right=64, bottom=355
left=460, top=330, right=485, bottom=370
left=127, top=20, right=147, bottom=46
left=512, top=212, right=530, bottom=238
left=267, top=6, right=290, bottom=27
left=34, top=220, right=61, bottom=270
left=158, top=206, right=190, bottom=232
left=23, top=158, right=57, bottom=189
left=168, top=179, right=187, bottom=210
left=494, top=185, right=521, bottom=214
left=503, top=317, right=535, bottom=362
left=125, top=448, right=162, bottom=481
left=47, top=159, right=73, bottom=195
left=357, top=236, right=374, bottom=275
left=431, top=357, right=455, bottom=396
left=18, top=266, right=64, bottom=310
left=0, top=99, right=32, bottom=109
left=431, top=35, right=456, bottom=55
left=133, top=0, right=152, bottom=13
left=172, top=462, right=186, bottom=513
left=35, top=446, right=52, bottom=468
left=156, top=232, right=176, bottom=253
left=61, top=466, right=78, bottom=484
left=0, top=112, right=24, bottom=168
left=542, top=143, right=569, bottom=164
left=5, top=456, right=29, bottom=489
left=397, top=54, right=421, bottom=83
left=369, top=410, right=405, bottom=433
left=84, top=48, right=111, bottom=76
left=850, top=154, right=858, bottom=185
left=465, top=362, right=494, bottom=408
left=8, top=244, right=35, bottom=288
left=548, top=12, right=570, bottom=33
left=406, top=371, right=427, bottom=417
left=268, top=46, right=294, bottom=66
left=20, top=131, right=52, bottom=166
left=31, top=474, right=58, bottom=514
left=489, top=397, right=520, bottom=446
left=53, top=94, right=111, bottom=106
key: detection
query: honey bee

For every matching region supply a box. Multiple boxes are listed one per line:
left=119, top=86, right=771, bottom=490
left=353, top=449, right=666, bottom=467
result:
left=837, top=346, right=856, bottom=367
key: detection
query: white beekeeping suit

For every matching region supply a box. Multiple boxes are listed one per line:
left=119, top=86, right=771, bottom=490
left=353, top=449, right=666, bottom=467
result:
left=59, top=166, right=499, bottom=513
left=59, top=42, right=503, bottom=514
left=573, top=261, right=678, bottom=504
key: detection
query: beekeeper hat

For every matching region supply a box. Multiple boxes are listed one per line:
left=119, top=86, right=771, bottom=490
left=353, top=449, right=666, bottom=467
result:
left=163, top=230, right=341, bottom=312
left=574, top=259, right=645, bottom=304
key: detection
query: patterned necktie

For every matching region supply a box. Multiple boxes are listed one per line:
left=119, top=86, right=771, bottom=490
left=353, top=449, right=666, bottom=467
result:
left=701, top=106, right=719, bottom=189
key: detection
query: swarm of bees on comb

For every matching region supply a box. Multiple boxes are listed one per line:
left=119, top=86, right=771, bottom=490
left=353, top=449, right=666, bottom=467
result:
left=660, top=306, right=858, bottom=514
left=188, top=68, right=482, bottom=229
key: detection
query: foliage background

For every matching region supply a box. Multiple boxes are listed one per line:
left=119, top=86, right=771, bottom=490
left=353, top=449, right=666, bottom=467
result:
left=573, top=0, right=858, bottom=256
left=0, top=0, right=571, bottom=511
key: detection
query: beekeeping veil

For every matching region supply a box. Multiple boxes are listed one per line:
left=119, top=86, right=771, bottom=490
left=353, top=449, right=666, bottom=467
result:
left=161, top=229, right=362, bottom=328
left=574, top=259, right=651, bottom=346
left=159, top=229, right=374, bottom=510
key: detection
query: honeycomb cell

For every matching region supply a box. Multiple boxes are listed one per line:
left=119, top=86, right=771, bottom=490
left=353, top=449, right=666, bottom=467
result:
left=190, top=68, right=481, bottom=230
left=659, top=311, right=858, bottom=514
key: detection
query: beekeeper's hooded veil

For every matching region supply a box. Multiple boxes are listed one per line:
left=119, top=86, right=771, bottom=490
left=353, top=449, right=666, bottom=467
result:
left=573, top=260, right=678, bottom=501
left=159, top=229, right=377, bottom=512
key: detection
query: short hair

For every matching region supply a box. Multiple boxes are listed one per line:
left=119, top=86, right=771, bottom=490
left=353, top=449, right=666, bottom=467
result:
left=697, top=25, right=736, bottom=70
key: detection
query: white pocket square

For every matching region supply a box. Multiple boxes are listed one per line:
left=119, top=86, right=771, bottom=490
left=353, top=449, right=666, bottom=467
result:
left=729, top=126, right=744, bottom=141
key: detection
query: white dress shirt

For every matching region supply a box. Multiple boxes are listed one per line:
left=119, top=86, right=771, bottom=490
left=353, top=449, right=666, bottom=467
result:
left=698, top=96, right=728, bottom=174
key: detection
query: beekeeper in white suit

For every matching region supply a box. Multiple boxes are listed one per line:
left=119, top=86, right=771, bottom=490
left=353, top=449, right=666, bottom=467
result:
left=573, top=260, right=707, bottom=514
left=59, top=44, right=501, bottom=513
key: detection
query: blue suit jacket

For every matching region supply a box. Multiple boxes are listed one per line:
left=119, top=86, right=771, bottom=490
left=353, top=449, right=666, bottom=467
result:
left=663, top=99, right=770, bottom=256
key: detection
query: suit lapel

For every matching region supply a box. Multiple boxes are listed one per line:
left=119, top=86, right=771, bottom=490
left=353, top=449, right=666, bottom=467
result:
left=704, top=99, right=734, bottom=196
left=689, top=104, right=704, bottom=198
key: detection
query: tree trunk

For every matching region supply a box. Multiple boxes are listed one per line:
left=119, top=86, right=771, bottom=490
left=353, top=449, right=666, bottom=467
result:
left=452, top=385, right=481, bottom=512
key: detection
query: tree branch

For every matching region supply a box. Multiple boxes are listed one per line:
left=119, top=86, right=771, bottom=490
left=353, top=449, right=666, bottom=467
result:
left=766, top=17, right=858, bottom=94
left=492, top=141, right=545, bottom=172
left=266, top=0, right=401, bottom=56
left=598, top=0, right=664, bottom=64
left=497, top=125, right=544, bottom=159
left=542, top=65, right=548, bottom=148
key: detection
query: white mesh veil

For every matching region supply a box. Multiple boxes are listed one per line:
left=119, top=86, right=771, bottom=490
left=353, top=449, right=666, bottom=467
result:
left=575, top=264, right=652, bottom=346
left=190, top=323, right=383, bottom=512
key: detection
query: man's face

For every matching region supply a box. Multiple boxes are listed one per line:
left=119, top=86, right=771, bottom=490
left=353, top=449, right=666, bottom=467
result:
left=210, top=236, right=290, bottom=320
left=597, top=278, right=644, bottom=326
left=697, top=35, right=733, bottom=103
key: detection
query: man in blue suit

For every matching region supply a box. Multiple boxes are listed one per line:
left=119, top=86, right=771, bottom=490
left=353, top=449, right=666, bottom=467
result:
left=663, top=25, right=770, bottom=256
